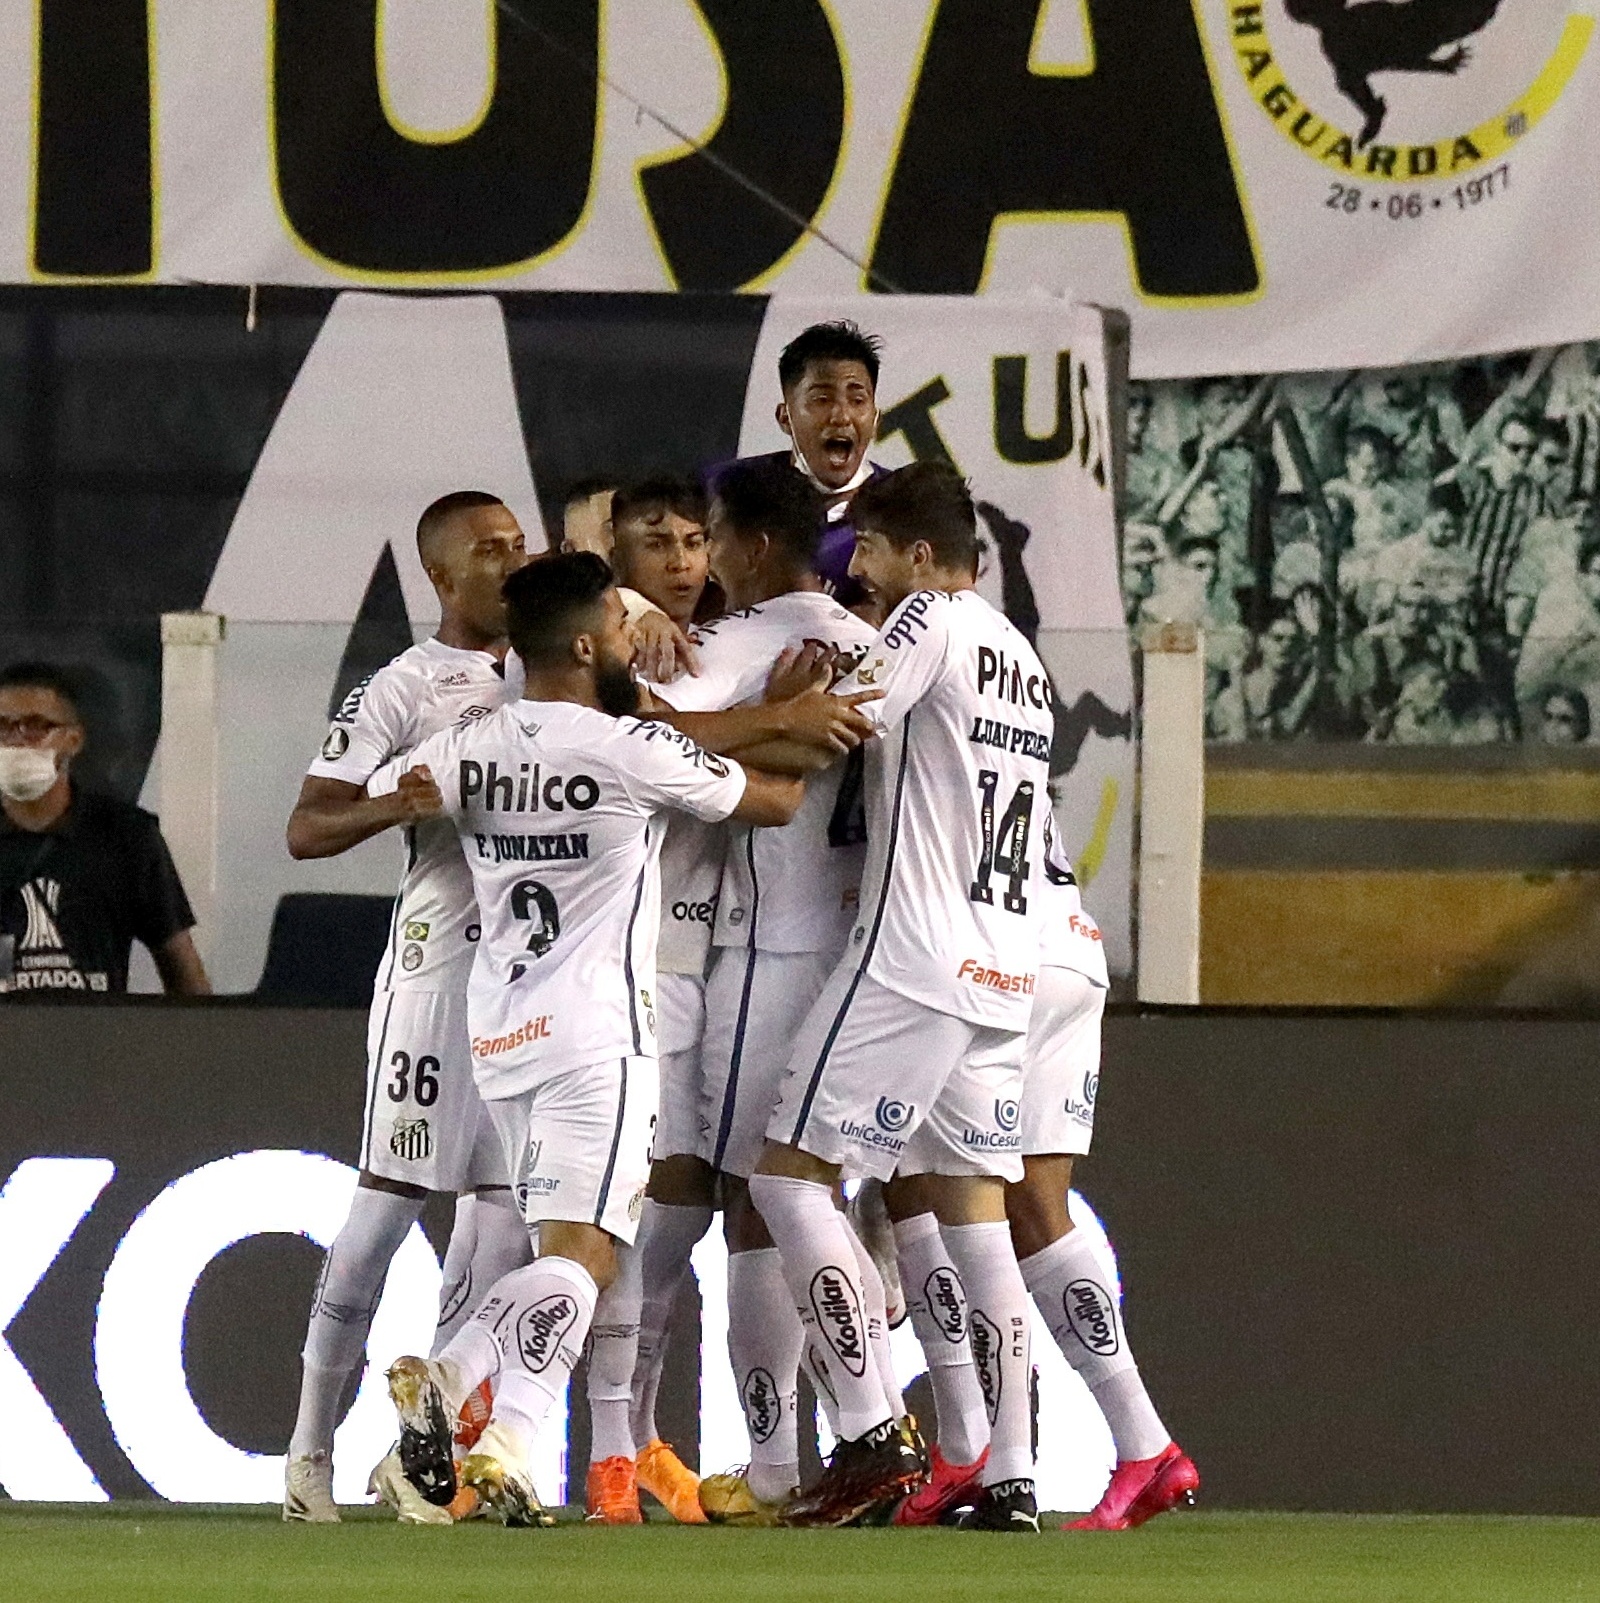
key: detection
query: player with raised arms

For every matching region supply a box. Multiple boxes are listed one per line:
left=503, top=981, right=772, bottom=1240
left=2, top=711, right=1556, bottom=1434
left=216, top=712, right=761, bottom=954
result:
left=373, top=553, right=803, bottom=1525
left=280, top=491, right=534, bottom=1525
left=749, top=461, right=1052, bottom=1531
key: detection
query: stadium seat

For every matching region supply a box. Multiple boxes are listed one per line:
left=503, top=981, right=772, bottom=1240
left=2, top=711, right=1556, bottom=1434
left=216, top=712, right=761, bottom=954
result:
left=254, top=894, right=392, bottom=1006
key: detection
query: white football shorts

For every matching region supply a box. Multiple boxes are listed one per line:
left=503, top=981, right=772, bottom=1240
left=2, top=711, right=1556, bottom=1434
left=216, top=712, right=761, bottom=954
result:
left=701, top=946, right=837, bottom=1177
left=1019, top=966, right=1105, bottom=1158
left=654, top=972, right=706, bottom=1163
left=767, top=964, right=1025, bottom=1183
left=362, top=988, right=508, bottom=1191
left=486, top=1055, right=659, bottom=1245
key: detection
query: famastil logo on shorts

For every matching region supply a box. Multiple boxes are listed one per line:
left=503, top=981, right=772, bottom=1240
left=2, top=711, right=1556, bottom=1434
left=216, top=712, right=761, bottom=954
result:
left=809, top=1268, right=868, bottom=1377
left=1230, top=2, right=1591, bottom=182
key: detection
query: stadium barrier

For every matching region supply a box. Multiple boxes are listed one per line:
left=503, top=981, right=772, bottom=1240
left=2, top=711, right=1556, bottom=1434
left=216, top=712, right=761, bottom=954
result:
left=5, top=1003, right=1598, bottom=1514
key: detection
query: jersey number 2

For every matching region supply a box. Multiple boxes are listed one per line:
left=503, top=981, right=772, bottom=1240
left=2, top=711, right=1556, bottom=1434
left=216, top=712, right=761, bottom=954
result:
left=969, top=770, right=1033, bottom=914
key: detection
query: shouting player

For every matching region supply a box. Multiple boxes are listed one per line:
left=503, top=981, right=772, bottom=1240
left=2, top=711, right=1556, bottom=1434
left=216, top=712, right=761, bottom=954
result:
left=374, top=554, right=803, bottom=1525
left=281, top=492, right=534, bottom=1524
left=750, top=461, right=1053, bottom=1531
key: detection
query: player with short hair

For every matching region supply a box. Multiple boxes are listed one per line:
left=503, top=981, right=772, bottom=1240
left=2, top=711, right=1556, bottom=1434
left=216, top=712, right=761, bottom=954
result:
left=608, top=477, right=721, bottom=633
left=749, top=461, right=1053, bottom=1531
left=747, top=321, right=888, bottom=608
left=281, top=491, right=534, bottom=1524
left=375, top=553, right=803, bottom=1526
left=1007, top=816, right=1199, bottom=1531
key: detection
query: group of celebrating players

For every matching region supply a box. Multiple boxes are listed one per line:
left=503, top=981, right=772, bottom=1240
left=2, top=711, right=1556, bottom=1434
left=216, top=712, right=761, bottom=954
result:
left=278, top=323, right=1197, bottom=1535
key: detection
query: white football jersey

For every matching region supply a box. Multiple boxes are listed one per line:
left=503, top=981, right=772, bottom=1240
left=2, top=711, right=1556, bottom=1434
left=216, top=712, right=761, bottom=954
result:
left=307, top=637, right=514, bottom=992
left=834, top=589, right=1053, bottom=1031
left=663, top=592, right=876, bottom=956
left=380, top=701, right=747, bottom=1100
left=1038, top=812, right=1109, bottom=989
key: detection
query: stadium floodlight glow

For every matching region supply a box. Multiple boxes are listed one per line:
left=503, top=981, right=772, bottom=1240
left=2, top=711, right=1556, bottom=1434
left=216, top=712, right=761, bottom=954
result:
left=95, top=1150, right=440, bottom=1503
left=0, top=1157, right=116, bottom=1501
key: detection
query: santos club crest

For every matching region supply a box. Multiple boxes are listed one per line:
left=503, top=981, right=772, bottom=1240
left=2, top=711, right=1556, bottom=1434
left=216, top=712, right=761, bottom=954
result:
left=1229, top=1, right=1592, bottom=183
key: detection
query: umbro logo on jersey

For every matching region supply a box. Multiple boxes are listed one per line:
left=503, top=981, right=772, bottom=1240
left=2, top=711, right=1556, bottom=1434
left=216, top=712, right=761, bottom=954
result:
left=808, top=1269, right=867, bottom=1378
left=1064, top=1279, right=1119, bottom=1357
left=516, top=1293, right=579, bottom=1373
left=460, top=760, right=600, bottom=813
left=924, top=1268, right=967, bottom=1342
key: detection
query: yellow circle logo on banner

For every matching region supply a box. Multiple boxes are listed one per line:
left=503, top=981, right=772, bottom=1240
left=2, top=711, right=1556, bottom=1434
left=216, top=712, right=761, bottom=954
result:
left=1228, top=1, right=1593, bottom=182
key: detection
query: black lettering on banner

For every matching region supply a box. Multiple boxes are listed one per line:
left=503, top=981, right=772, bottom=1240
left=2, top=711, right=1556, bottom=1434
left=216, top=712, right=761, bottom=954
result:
left=639, top=0, right=845, bottom=290
left=271, top=0, right=599, bottom=273
left=35, top=0, right=153, bottom=277
left=993, top=353, right=1073, bottom=465
left=869, top=0, right=1259, bottom=299
left=877, top=377, right=960, bottom=469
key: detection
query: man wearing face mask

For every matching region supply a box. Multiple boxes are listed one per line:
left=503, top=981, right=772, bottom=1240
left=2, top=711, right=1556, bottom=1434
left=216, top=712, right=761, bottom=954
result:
left=0, top=662, right=210, bottom=997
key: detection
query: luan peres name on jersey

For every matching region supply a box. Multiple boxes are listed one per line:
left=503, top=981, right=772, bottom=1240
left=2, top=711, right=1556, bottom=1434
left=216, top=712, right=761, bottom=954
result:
left=968, top=715, right=1051, bottom=764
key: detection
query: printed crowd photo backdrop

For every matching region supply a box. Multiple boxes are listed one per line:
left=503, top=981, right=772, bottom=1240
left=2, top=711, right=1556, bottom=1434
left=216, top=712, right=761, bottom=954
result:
left=1, top=0, right=1597, bottom=374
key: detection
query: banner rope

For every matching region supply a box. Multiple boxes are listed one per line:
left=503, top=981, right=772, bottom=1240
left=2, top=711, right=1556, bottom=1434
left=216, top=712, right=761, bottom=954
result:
left=491, top=0, right=904, bottom=292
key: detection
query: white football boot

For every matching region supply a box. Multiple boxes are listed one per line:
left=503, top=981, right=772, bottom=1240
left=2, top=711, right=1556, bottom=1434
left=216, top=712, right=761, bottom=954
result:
left=370, top=1446, right=455, bottom=1525
left=283, top=1450, right=339, bottom=1523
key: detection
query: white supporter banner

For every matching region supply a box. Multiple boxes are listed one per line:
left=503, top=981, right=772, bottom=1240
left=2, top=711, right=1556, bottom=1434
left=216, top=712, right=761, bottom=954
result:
left=0, top=1, right=1596, bottom=375
left=740, top=296, right=1136, bottom=973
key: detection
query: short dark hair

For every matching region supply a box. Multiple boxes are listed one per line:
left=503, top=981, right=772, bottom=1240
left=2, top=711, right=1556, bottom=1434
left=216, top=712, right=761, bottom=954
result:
left=562, top=476, right=616, bottom=510
left=1175, top=534, right=1220, bottom=559
left=1535, top=417, right=1571, bottom=452
left=711, top=456, right=826, bottom=570
left=1344, top=425, right=1394, bottom=469
left=0, top=661, right=82, bottom=719
left=610, top=475, right=707, bottom=534
left=851, top=460, right=979, bottom=570
left=417, top=490, right=506, bottom=565
left=503, top=552, right=614, bottom=667
left=778, top=321, right=881, bottom=393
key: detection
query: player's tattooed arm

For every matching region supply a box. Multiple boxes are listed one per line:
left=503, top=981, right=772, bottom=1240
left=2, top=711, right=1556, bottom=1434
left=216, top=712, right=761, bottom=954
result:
left=285, top=767, right=444, bottom=859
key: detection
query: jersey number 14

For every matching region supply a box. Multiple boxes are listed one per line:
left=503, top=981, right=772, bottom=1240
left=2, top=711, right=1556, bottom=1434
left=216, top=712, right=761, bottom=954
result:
left=969, top=770, right=1033, bottom=914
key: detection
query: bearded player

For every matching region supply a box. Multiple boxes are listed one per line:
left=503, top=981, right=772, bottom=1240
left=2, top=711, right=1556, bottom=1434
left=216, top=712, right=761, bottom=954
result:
left=281, top=492, right=535, bottom=1524
left=371, top=553, right=802, bottom=1524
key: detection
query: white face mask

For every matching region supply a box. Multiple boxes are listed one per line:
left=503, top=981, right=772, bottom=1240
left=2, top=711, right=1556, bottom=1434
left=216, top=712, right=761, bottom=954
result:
left=0, top=746, right=59, bottom=803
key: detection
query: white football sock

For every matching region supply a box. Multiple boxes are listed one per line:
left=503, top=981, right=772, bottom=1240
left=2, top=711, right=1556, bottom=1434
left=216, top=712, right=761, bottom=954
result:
left=431, top=1196, right=478, bottom=1356
left=727, top=1248, right=803, bottom=1503
left=845, top=1217, right=905, bottom=1420
left=630, top=1200, right=713, bottom=1445
left=747, top=1174, right=891, bottom=1442
left=941, top=1221, right=1034, bottom=1486
left=1021, top=1229, right=1171, bottom=1463
left=588, top=1241, right=643, bottom=1463
left=894, top=1212, right=990, bottom=1466
left=290, top=1185, right=422, bottom=1457
left=483, top=1257, right=598, bottom=1460
left=433, top=1189, right=531, bottom=1356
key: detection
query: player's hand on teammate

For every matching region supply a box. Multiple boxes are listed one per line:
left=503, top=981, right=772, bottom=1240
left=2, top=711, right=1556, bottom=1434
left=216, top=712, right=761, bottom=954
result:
left=632, top=611, right=699, bottom=684
left=393, top=764, right=444, bottom=822
left=765, top=641, right=836, bottom=702
left=780, top=686, right=881, bottom=754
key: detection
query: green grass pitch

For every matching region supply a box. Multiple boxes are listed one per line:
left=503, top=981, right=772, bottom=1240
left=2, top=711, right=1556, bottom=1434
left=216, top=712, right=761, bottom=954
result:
left=2, top=1506, right=1597, bottom=1603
